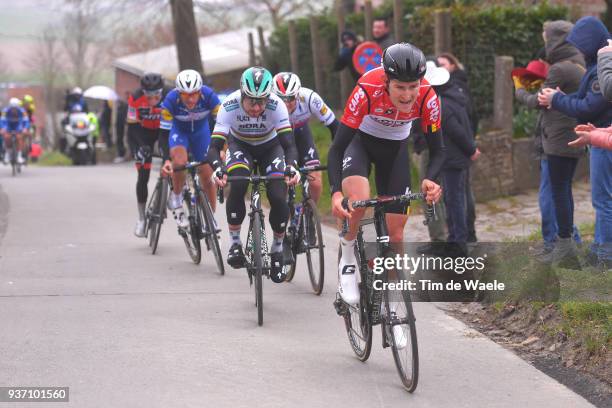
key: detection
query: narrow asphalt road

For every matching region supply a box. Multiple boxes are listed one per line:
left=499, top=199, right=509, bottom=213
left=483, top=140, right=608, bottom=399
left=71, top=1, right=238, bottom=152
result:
left=0, top=163, right=594, bottom=407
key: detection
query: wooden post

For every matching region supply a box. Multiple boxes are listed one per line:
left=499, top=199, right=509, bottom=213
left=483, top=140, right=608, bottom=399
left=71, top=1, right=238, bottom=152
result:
left=434, top=10, right=452, bottom=55
left=336, top=0, right=351, bottom=102
left=310, top=16, right=324, bottom=94
left=257, top=26, right=268, bottom=67
left=288, top=20, right=299, bottom=74
left=393, top=0, right=404, bottom=43
left=364, top=0, right=373, bottom=41
left=248, top=32, right=256, bottom=66
left=493, top=56, right=514, bottom=131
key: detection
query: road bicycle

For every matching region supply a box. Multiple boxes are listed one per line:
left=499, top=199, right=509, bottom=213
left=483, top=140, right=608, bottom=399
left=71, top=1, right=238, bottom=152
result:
left=334, top=191, right=435, bottom=392
left=173, top=161, right=224, bottom=274
left=284, top=164, right=327, bottom=295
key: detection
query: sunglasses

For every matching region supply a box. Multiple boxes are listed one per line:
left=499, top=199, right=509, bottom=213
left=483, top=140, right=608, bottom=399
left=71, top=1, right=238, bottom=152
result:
left=144, top=89, right=163, bottom=97
left=179, top=91, right=199, bottom=98
left=279, top=95, right=296, bottom=102
left=244, top=97, right=268, bottom=107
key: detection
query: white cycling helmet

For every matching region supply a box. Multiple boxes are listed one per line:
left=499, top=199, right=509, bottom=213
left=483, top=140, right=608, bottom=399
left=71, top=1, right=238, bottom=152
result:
left=175, top=69, right=203, bottom=94
left=71, top=87, right=83, bottom=95
left=8, top=97, right=21, bottom=107
left=272, top=72, right=301, bottom=99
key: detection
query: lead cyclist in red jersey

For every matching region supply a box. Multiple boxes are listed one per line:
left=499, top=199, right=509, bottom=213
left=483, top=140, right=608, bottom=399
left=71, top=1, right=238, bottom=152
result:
left=328, top=43, right=445, bottom=306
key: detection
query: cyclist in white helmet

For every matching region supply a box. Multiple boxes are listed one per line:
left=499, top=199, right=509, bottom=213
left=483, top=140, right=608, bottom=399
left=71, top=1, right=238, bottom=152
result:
left=272, top=72, right=338, bottom=205
left=160, top=69, right=221, bottom=229
left=1, top=98, right=30, bottom=164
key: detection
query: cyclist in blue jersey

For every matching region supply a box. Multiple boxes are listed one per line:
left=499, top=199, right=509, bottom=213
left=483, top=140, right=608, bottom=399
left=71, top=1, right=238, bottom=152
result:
left=160, top=69, right=221, bottom=229
left=1, top=98, right=30, bottom=165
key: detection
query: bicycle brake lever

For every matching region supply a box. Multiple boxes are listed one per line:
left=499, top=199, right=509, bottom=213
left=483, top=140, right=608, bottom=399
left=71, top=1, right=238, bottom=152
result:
left=217, top=187, right=224, bottom=204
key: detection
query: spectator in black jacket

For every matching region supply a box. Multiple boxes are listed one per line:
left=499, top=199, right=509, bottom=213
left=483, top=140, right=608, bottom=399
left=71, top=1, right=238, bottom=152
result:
left=333, top=30, right=361, bottom=82
left=437, top=52, right=479, bottom=243
left=428, top=61, right=480, bottom=256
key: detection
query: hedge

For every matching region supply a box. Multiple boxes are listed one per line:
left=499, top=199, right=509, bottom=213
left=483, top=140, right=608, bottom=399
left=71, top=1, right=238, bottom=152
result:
left=267, top=1, right=568, bottom=132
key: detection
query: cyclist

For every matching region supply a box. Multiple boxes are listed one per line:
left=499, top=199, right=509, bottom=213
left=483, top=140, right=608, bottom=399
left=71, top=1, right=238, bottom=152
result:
left=160, top=69, right=221, bottom=230
left=272, top=72, right=338, bottom=206
left=128, top=72, right=172, bottom=237
left=209, top=66, right=300, bottom=282
left=21, top=95, right=36, bottom=156
left=328, top=43, right=444, bottom=305
left=1, top=98, right=30, bottom=165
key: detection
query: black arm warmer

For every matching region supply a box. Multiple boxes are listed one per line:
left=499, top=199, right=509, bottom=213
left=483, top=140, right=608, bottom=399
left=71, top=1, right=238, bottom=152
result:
left=207, top=137, right=226, bottom=169
left=327, top=123, right=356, bottom=194
left=278, top=130, right=298, bottom=167
left=424, top=129, right=446, bottom=181
left=326, top=119, right=339, bottom=141
left=158, top=129, right=170, bottom=161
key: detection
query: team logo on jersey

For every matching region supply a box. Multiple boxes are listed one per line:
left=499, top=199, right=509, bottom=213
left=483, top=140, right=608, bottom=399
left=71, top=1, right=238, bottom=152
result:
left=272, top=157, right=283, bottom=170
left=319, top=106, right=328, bottom=115
left=161, top=109, right=172, bottom=121
left=312, top=98, right=322, bottom=109
left=349, top=88, right=365, bottom=113
left=426, top=97, right=440, bottom=123
left=385, top=108, right=394, bottom=115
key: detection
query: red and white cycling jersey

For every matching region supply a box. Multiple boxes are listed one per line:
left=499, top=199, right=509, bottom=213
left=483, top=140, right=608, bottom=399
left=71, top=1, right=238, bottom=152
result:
left=340, top=66, right=441, bottom=140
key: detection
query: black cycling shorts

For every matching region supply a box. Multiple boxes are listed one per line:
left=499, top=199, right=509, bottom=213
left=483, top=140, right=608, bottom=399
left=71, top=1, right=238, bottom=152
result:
left=341, top=130, right=412, bottom=214
left=225, top=136, right=286, bottom=176
left=294, top=125, right=320, bottom=167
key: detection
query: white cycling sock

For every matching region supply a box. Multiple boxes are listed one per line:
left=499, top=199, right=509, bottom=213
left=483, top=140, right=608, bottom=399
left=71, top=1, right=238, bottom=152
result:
left=170, top=191, right=182, bottom=209
left=230, top=229, right=242, bottom=246
left=271, top=233, right=284, bottom=253
left=340, top=237, right=356, bottom=264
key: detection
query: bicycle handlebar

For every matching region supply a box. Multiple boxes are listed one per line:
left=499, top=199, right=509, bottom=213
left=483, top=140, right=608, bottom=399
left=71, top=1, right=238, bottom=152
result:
left=298, top=164, right=327, bottom=173
left=172, top=161, right=208, bottom=172
left=340, top=192, right=437, bottom=236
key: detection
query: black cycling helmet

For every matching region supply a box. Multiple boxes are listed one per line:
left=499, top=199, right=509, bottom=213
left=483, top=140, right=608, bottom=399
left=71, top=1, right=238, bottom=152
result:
left=140, top=72, right=164, bottom=92
left=382, top=43, right=427, bottom=82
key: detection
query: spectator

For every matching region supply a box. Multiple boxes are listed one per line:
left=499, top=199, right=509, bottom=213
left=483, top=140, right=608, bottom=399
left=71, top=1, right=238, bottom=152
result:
left=570, top=123, right=612, bottom=150
left=597, top=39, right=612, bottom=101
left=437, top=52, right=479, bottom=135
left=514, top=21, right=586, bottom=259
left=437, top=52, right=478, bottom=242
left=99, top=100, right=112, bottom=148
left=333, top=30, right=361, bottom=82
left=539, top=16, right=612, bottom=269
left=427, top=61, right=479, bottom=257
left=114, top=95, right=128, bottom=163
left=372, top=17, right=394, bottom=50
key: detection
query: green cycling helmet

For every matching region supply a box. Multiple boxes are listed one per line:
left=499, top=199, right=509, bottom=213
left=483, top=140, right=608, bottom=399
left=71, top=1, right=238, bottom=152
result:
left=240, top=66, right=273, bottom=99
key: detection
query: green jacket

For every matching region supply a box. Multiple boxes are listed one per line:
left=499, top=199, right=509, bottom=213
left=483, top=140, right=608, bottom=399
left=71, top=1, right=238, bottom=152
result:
left=86, top=112, right=99, bottom=139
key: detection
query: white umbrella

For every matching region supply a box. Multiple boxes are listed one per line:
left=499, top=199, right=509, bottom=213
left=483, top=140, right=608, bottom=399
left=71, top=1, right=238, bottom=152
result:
left=83, top=85, right=118, bottom=101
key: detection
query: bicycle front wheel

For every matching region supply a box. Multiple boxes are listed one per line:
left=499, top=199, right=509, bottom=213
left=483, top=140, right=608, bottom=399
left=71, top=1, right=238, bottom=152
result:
left=385, top=268, right=419, bottom=392
left=337, top=244, right=372, bottom=361
left=252, top=214, right=264, bottom=326
left=199, top=191, right=224, bottom=275
left=303, top=199, right=324, bottom=295
left=148, top=177, right=168, bottom=255
left=182, top=193, right=202, bottom=264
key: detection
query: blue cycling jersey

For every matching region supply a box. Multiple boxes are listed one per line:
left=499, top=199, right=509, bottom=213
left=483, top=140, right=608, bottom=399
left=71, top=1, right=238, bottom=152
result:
left=1, top=107, right=30, bottom=132
left=160, top=87, right=221, bottom=134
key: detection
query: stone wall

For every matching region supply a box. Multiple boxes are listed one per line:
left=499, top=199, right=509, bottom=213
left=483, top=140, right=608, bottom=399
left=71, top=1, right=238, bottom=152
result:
left=471, top=132, right=591, bottom=202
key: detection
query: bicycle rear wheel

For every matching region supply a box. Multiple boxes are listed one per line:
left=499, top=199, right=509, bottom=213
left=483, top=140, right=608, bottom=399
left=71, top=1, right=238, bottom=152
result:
left=385, top=268, right=419, bottom=392
left=337, top=243, right=372, bottom=361
left=303, top=199, right=324, bottom=295
left=199, top=191, right=224, bottom=275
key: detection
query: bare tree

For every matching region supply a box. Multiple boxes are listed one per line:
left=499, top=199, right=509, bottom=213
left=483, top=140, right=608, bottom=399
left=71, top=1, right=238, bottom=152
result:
left=62, top=0, right=107, bottom=87
left=27, top=25, right=65, bottom=148
left=170, top=0, right=204, bottom=73
left=233, top=0, right=320, bottom=28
